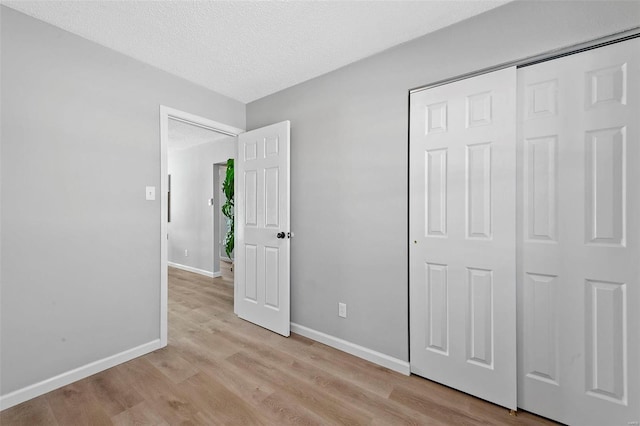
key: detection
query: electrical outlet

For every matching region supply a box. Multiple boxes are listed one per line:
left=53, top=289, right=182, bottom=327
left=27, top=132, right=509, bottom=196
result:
left=184, top=249, right=188, bottom=257
left=338, top=302, right=347, bottom=318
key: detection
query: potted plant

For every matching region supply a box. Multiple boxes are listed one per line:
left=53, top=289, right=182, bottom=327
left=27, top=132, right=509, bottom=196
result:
left=221, top=158, right=234, bottom=269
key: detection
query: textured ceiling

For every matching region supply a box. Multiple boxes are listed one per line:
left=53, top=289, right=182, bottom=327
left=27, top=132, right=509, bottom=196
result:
left=168, top=119, right=229, bottom=152
left=3, top=1, right=511, bottom=103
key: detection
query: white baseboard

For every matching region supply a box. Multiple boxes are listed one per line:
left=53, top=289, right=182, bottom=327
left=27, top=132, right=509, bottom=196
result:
left=290, top=323, right=410, bottom=376
left=0, top=339, right=161, bottom=411
left=168, top=262, right=222, bottom=278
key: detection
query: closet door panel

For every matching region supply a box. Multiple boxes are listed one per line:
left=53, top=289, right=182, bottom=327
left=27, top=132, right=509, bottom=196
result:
left=410, top=67, right=517, bottom=410
left=517, top=37, right=639, bottom=426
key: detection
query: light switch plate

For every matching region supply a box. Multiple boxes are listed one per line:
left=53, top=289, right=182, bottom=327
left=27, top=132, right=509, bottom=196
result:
left=146, top=186, right=156, bottom=201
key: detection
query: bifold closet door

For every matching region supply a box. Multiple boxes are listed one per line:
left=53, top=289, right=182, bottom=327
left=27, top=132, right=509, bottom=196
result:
left=517, top=38, right=640, bottom=426
left=409, top=67, right=517, bottom=409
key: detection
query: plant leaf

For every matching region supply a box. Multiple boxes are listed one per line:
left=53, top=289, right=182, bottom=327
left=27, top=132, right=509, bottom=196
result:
left=222, top=158, right=234, bottom=258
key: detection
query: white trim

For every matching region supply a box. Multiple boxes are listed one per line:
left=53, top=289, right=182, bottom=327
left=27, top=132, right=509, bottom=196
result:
left=290, top=323, right=411, bottom=376
left=160, top=107, right=169, bottom=347
left=159, top=105, right=244, bottom=348
left=0, top=340, right=161, bottom=411
left=168, top=262, right=222, bottom=278
left=162, top=106, right=244, bottom=137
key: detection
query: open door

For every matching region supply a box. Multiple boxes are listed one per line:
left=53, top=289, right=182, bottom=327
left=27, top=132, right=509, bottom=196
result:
left=235, top=121, right=291, bottom=336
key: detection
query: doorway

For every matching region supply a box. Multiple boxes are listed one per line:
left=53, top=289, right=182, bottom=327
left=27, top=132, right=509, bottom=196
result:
left=159, top=106, right=244, bottom=347
left=167, top=120, right=233, bottom=277
left=160, top=108, right=292, bottom=344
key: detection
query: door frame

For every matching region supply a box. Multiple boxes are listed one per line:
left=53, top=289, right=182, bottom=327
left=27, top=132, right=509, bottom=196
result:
left=159, top=105, right=244, bottom=347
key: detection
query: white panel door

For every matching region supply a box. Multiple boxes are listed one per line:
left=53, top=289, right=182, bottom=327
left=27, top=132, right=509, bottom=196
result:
left=517, top=38, right=639, bottom=426
left=235, top=121, right=290, bottom=336
left=410, top=67, right=517, bottom=409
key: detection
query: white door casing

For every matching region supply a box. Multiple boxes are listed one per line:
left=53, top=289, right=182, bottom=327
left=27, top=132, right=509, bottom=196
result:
left=235, top=121, right=291, bottom=337
left=517, top=38, right=640, bottom=426
left=409, top=67, right=517, bottom=409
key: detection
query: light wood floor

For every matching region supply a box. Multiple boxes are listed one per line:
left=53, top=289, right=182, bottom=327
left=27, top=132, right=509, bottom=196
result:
left=2, top=262, right=558, bottom=425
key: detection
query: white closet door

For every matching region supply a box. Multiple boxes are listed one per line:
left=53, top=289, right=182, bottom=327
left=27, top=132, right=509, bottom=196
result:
left=409, top=67, right=517, bottom=409
left=517, top=38, right=640, bottom=425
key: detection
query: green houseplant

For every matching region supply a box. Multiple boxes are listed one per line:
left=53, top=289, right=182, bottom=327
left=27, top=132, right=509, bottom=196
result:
left=221, top=159, right=234, bottom=260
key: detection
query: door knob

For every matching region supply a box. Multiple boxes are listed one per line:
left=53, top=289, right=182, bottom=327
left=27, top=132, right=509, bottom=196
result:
left=277, top=232, right=286, bottom=239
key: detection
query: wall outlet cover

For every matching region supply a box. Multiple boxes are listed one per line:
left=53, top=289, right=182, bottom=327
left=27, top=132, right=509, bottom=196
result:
left=338, top=302, right=347, bottom=318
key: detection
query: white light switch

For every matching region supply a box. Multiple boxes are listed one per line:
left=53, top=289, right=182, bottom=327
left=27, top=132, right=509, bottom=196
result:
left=145, top=186, right=156, bottom=201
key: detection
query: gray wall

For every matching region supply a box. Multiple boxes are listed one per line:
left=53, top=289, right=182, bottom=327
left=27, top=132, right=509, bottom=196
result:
left=247, top=1, right=640, bottom=361
left=0, top=7, right=244, bottom=396
left=168, top=138, right=235, bottom=274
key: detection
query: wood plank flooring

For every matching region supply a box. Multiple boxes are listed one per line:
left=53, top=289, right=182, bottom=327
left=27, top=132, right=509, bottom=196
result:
left=1, top=263, right=558, bottom=425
